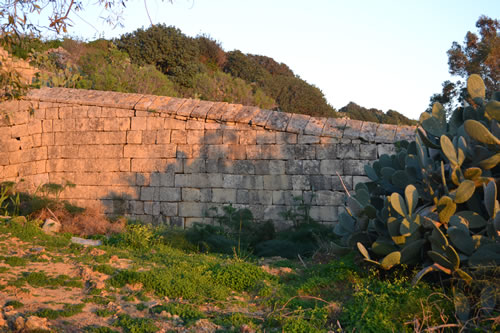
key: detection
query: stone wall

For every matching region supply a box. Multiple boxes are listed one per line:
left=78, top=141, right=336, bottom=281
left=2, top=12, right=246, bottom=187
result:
left=0, top=87, right=415, bottom=227
left=0, top=48, right=38, bottom=84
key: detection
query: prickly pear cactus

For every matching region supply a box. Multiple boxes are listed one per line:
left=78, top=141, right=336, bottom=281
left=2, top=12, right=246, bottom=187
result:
left=333, top=75, right=500, bottom=284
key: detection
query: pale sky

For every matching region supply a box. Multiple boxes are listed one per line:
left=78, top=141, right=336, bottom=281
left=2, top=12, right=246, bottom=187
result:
left=38, top=0, right=499, bottom=120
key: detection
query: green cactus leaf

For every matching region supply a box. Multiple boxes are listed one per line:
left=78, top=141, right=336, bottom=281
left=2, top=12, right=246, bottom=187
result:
left=357, top=242, right=371, bottom=260
left=372, top=239, right=398, bottom=256
left=464, top=167, right=482, bottom=180
left=431, top=102, right=446, bottom=124
left=448, top=226, right=474, bottom=255
left=456, top=211, right=487, bottom=228
left=401, top=239, right=425, bottom=264
left=437, top=196, right=456, bottom=223
left=479, top=152, right=500, bottom=170
left=391, top=235, right=407, bottom=246
left=448, top=215, right=469, bottom=232
left=444, top=245, right=460, bottom=270
left=380, top=251, right=401, bottom=270
left=454, top=292, right=470, bottom=323
left=338, top=212, right=355, bottom=233
left=430, top=224, right=449, bottom=249
left=390, top=192, right=408, bottom=217
left=428, top=250, right=454, bottom=270
left=381, top=167, right=396, bottom=181
left=421, top=116, right=446, bottom=137
left=485, top=100, right=500, bottom=121
left=405, top=185, right=419, bottom=216
left=457, top=136, right=467, bottom=165
left=440, top=135, right=458, bottom=166
left=484, top=181, right=498, bottom=219
left=480, top=286, right=496, bottom=314
left=379, top=154, right=392, bottom=168
left=467, top=74, right=486, bottom=100
left=472, top=235, right=491, bottom=250
left=328, top=242, right=352, bottom=255
left=415, top=134, right=428, bottom=167
left=419, top=111, right=431, bottom=123
left=347, top=196, right=364, bottom=217
left=494, top=214, right=500, bottom=232
left=417, top=128, right=440, bottom=149
left=364, top=165, right=378, bottom=181
left=412, top=265, right=438, bottom=285
left=387, top=217, right=401, bottom=237
left=354, top=188, right=370, bottom=207
left=452, top=180, right=476, bottom=204
left=469, top=244, right=500, bottom=266
left=400, top=216, right=420, bottom=237
left=391, top=170, right=409, bottom=188
left=464, top=119, right=500, bottom=145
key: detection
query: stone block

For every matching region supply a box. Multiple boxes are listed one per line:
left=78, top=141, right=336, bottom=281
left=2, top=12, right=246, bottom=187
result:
left=170, top=129, right=187, bottom=144
left=127, top=131, right=142, bottom=144
left=179, top=202, right=206, bottom=217
left=28, top=120, right=42, bottom=135
left=343, top=119, right=363, bottom=139
left=246, top=145, right=262, bottom=160
left=377, top=143, right=396, bottom=157
left=322, top=117, right=346, bottom=138
left=353, top=176, right=371, bottom=188
left=263, top=205, right=287, bottom=221
left=157, top=130, right=171, bottom=144
left=160, top=187, right=181, bottom=201
left=292, top=175, right=311, bottom=190
left=263, top=175, right=291, bottom=190
left=303, top=160, right=320, bottom=174
left=124, top=144, right=176, bottom=158
left=104, top=118, right=130, bottom=131
left=294, top=145, right=316, bottom=159
left=212, top=188, right=237, bottom=203
left=204, top=130, right=223, bottom=144
left=360, top=144, right=377, bottom=159
left=233, top=160, right=255, bottom=175
left=304, top=117, right=326, bottom=136
left=320, top=159, right=343, bottom=175
left=140, top=187, right=156, bottom=201
left=160, top=172, right=175, bottom=186
left=310, top=175, right=332, bottom=190
left=222, top=130, right=239, bottom=144
left=184, top=159, right=206, bottom=173
left=286, top=113, right=310, bottom=133
left=269, top=160, right=286, bottom=174
left=316, top=144, right=336, bottom=159
left=337, top=143, right=360, bottom=159
left=265, top=111, right=291, bottom=131
left=359, top=121, right=378, bottom=142
left=298, top=134, right=320, bottom=144
left=375, top=124, right=397, bottom=143
left=315, top=190, right=344, bottom=205
left=186, top=130, right=203, bottom=144
left=227, top=145, right=246, bottom=160
left=256, top=131, right=276, bottom=144
left=343, top=160, right=366, bottom=176
left=261, top=144, right=295, bottom=160
left=161, top=202, right=178, bottom=216
left=276, top=132, right=297, bottom=144
left=239, top=130, right=256, bottom=144
left=249, top=190, right=272, bottom=205
left=236, top=190, right=249, bottom=204
left=164, top=117, right=186, bottom=130
left=141, top=131, right=156, bottom=144
left=144, top=202, right=161, bottom=216
left=332, top=175, right=352, bottom=190
left=309, top=206, right=338, bottom=222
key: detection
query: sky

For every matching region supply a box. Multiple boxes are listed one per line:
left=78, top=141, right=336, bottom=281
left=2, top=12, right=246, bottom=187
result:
left=38, top=0, right=499, bottom=120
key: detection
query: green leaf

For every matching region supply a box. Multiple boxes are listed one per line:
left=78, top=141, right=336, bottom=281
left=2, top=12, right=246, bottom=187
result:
left=484, top=181, right=497, bottom=219
left=480, top=286, right=497, bottom=314
left=372, top=239, right=398, bottom=256
left=440, top=135, right=458, bottom=166
left=412, top=265, right=436, bottom=285
left=467, top=74, right=485, bottom=100
left=452, top=180, right=475, bottom=204
left=405, top=185, right=418, bottom=216
left=380, top=251, right=401, bottom=270
left=485, top=100, right=500, bottom=121
left=428, top=250, right=453, bottom=270
left=464, top=167, right=482, bottom=180
left=437, top=196, right=456, bottom=223
left=364, top=165, right=378, bottom=181
left=328, top=242, right=352, bottom=256
left=432, top=102, right=446, bottom=124
left=357, top=242, right=370, bottom=260
left=456, top=211, right=487, bottom=228
left=448, top=226, right=474, bottom=256
left=464, top=119, right=500, bottom=145
left=456, top=269, right=473, bottom=285
left=479, top=153, right=500, bottom=170
left=390, top=192, right=408, bottom=217
left=401, top=239, right=425, bottom=264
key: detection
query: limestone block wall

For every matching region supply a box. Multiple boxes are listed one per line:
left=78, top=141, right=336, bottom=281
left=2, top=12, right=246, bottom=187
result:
left=0, top=47, right=38, bottom=84
left=0, top=88, right=415, bottom=227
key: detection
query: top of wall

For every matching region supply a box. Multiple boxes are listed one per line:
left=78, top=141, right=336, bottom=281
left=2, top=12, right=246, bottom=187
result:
left=26, top=87, right=415, bottom=143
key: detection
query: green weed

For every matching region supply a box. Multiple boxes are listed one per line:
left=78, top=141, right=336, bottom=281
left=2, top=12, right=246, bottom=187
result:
left=113, top=314, right=158, bottom=333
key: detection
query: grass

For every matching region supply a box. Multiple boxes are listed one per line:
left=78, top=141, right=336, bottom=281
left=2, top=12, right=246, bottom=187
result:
left=0, top=210, right=497, bottom=332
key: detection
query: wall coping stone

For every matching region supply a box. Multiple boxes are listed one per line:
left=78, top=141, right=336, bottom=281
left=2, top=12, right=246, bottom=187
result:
left=26, top=87, right=416, bottom=142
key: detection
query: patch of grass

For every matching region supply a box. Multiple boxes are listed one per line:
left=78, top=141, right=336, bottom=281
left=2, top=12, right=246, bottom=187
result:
left=150, top=302, right=205, bottom=323
left=94, top=264, right=115, bottom=275
left=113, top=314, right=158, bottom=333
left=0, top=266, right=9, bottom=273
left=2, top=256, right=28, bottom=266
left=5, top=300, right=24, bottom=309
left=0, top=218, right=71, bottom=249
left=135, top=303, right=147, bottom=311
left=212, top=261, right=271, bottom=292
left=213, top=312, right=258, bottom=331
left=95, top=308, right=116, bottom=317
left=34, top=303, right=85, bottom=319
left=84, top=326, right=119, bottom=333
left=13, top=271, right=84, bottom=289
left=82, top=295, right=115, bottom=305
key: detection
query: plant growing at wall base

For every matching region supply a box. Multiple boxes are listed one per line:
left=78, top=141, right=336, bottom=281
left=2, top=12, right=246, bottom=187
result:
left=332, top=75, right=500, bottom=284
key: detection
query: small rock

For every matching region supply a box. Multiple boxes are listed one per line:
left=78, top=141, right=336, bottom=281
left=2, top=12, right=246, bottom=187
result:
left=0, top=314, right=6, bottom=328
left=14, top=316, right=25, bottom=331
left=10, top=216, right=27, bottom=224
left=90, top=248, right=106, bottom=256
left=71, top=237, right=102, bottom=246
left=240, top=324, right=256, bottom=333
left=29, top=247, right=45, bottom=253
left=25, top=316, right=50, bottom=331
left=0, top=215, right=11, bottom=221
left=109, top=255, right=119, bottom=263
left=42, top=218, right=61, bottom=233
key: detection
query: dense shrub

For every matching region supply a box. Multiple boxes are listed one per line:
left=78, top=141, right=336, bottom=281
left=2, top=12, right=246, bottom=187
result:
left=191, top=71, right=275, bottom=109
left=338, top=101, right=417, bottom=125
left=116, top=24, right=202, bottom=87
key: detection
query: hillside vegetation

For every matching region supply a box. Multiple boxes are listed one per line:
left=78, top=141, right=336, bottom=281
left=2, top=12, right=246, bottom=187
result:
left=2, top=25, right=415, bottom=125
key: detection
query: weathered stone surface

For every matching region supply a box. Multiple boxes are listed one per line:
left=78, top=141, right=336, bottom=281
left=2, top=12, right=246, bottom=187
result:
left=265, top=111, right=291, bottom=131
left=343, top=119, right=363, bottom=139
left=304, top=117, right=326, bottom=136
left=322, top=117, right=346, bottom=138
